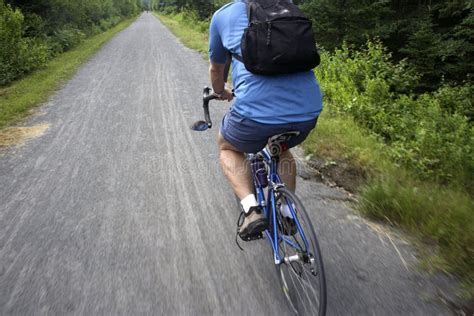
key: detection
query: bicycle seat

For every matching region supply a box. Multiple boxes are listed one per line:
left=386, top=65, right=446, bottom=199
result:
left=266, top=131, right=300, bottom=157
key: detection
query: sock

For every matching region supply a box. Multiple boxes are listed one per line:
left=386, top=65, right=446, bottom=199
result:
left=241, top=194, right=258, bottom=213
left=280, top=202, right=294, bottom=219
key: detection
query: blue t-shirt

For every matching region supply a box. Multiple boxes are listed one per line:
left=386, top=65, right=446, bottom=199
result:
left=209, top=1, right=323, bottom=124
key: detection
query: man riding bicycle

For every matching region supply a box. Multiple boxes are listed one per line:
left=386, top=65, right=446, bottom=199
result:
left=209, top=0, right=323, bottom=241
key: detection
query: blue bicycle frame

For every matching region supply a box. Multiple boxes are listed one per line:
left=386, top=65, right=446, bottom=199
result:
left=249, top=148, right=311, bottom=265
left=191, top=87, right=312, bottom=266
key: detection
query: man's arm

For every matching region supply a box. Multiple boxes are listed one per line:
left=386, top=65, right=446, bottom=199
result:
left=209, top=12, right=233, bottom=101
left=209, top=61, right=233, bottom=101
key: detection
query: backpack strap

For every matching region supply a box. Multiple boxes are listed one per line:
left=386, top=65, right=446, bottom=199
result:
left=226, top=0, right=261, bottom=66
left=224, top=52, right=231, bottom=82
left=232, top=53, right=244, bottom=62
left=247, top=0, right=253, bottom=23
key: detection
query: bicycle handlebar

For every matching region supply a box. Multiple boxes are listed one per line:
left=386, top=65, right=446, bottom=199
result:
left=202, top=86, right=217, bottom=128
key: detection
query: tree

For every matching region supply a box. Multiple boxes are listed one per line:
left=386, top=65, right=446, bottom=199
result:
left=300, top=0, right=473, bottom=90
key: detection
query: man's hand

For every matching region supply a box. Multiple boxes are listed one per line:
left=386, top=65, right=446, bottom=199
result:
left=213, top=88, right=233, bottom=102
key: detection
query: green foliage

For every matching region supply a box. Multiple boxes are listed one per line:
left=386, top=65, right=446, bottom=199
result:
left=156, top=11, right=210, bottom=56
left=51, top=27, right=86, bottom=52
left=308, top=42, right=473, bottom=281
left=99, top=16, right=122, bottom=31
left=156, top=0, right=229, bottom=19
left=0, top=1, right=49, bottom=85
left=316, top=41, right=473, bottom=188
left=177, top=9, right=210, bottom=33
left=301, top=0, right=473, bottom=91
left=0, top=0, right=141, bottom=86
left=303, top=110, right=392, bottom=176
left=301, top=0, right=394, bottom=51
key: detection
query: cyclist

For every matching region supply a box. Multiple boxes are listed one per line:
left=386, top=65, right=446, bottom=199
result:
left=209, top=0, right=323, bottom=241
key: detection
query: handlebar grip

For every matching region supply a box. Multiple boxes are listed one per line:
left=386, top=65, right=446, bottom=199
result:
left=203, top=86, right=211, bottom=98
left=204, top=107, right=212, bottom=128
left=202, top=87, right=217, bottom=128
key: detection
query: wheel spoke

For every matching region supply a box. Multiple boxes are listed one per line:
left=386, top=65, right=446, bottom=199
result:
left=274, top=187, right=326, bottom=315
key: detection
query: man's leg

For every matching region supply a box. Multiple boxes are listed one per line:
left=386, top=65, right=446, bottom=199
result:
left=219, top=134, right=298, bottom=196
left=218, top=132, right=268, bottom=239
left=217, top=132, right=253, bottom=199
left=279, top=149, right=297, bottom=192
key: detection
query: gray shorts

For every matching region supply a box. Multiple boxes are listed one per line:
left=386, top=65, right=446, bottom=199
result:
left=220, top=110, right=318, bottom=153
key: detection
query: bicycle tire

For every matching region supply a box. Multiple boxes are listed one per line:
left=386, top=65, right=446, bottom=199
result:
left=274, top=187, right=327, bottom=316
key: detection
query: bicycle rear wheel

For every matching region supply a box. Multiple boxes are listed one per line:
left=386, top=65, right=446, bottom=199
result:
left=274, top=187, right=327, bottom=316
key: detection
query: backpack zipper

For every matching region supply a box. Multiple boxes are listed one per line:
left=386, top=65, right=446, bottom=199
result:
left=266, top=22, right=272, bottom=46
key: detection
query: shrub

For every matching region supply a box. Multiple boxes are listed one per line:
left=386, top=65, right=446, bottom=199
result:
left=51, top=27, right=85, bottom=52
left=99, top=16, right=121, bottom=31
left=0, top=1, right=49, bottom=85
left=161, top=6, right=178, bottom=15
left=175, top=10, right=210, bottom=33
left=315, top=41, right=473, bottom=189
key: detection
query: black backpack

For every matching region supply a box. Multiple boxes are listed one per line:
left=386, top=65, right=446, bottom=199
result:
left=233, top=0, right=320, bottom=76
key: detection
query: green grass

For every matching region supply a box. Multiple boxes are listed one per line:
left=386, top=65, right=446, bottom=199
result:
left=0, top=17, right=136, bottom=129
left=360, top=175, right=473, bottom=274
left=156, top=11, right=474, bottom=290
left=303, top=111, right=392, bottom=175
left=155, top=12, right=209, bottom=58
left=305, top=111, right=473, bottom=284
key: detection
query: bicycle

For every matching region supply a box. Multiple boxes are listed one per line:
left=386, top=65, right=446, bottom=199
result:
left=191, top=87, right=327, bottom=315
